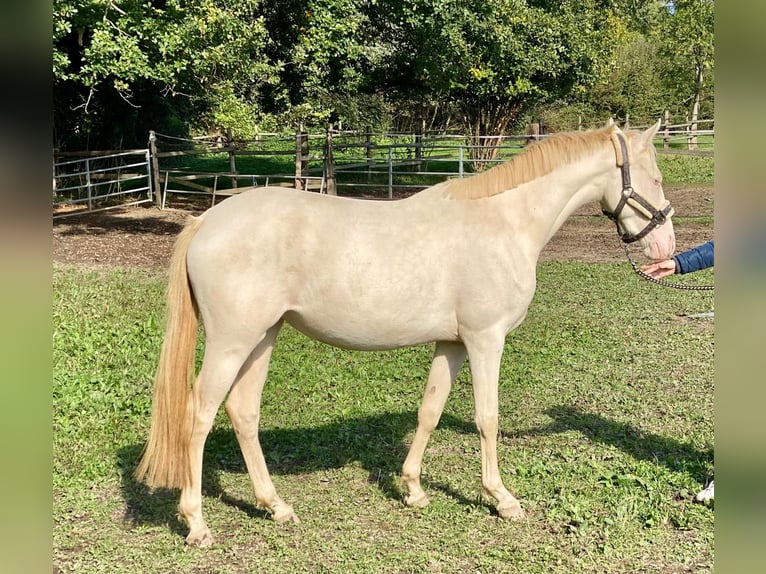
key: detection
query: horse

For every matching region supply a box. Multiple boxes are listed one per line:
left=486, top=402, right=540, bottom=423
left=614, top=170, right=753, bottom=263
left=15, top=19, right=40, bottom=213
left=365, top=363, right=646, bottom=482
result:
left=135, top=121, right=675, bottom=546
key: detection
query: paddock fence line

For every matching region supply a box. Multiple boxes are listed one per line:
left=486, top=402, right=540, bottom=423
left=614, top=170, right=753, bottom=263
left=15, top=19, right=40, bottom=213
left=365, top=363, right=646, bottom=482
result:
left=150, top=126, right=547, bottom=204
left=53, top=149, right=154, bottom=219
left=52, top=113, right=713, bottom=212
left=153, top=128, right=327, bottom=208
left=152, top=120, right=712, bottom=203
left=585, top=112, right=714, bottom=155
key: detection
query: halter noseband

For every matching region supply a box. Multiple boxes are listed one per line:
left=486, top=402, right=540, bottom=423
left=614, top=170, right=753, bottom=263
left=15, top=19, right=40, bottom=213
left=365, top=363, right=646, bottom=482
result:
left=602, top=131, right=674, bottom=244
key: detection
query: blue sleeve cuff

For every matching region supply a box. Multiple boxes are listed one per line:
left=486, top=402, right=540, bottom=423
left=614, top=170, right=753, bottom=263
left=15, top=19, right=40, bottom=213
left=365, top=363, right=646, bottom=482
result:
left=675, top=240, right=714, bottom=274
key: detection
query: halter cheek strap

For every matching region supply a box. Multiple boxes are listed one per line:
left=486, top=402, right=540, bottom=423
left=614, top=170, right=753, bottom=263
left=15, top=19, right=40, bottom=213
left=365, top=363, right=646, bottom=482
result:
left=602, top=131, right=674, bottom=244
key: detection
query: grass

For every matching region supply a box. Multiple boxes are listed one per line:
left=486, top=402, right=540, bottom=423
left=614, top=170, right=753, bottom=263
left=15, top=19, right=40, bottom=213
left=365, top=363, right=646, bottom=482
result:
left=53, top=261, right=714, bottom=573
left=656, top=154, right=714, bottom=186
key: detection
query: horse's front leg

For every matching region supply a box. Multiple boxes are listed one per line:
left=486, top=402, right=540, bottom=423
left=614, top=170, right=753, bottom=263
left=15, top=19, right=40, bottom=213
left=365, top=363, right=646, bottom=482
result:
left=402, top=341, right=467, bottom=508
left=465, top=334, right=525, bottom=520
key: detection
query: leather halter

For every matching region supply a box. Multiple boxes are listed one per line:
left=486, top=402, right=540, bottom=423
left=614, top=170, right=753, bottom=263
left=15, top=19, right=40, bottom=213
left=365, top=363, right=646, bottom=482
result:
left=602, top=131, right=674, bottom=244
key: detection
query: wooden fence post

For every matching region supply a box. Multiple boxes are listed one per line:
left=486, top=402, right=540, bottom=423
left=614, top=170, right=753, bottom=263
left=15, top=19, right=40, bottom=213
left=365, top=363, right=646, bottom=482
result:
left=85, top=157, right=93, bottom=210
left=689, top=111, right=698, bottom=151
left=663, top=110, right=670, bottom=150
left=295, top=125, right=308, bottom=190
left=226, top=128, right=238, bottom=189
left=324, top=123, right=336, bottom=195
left=414, top=119, right=424, bottom=172
left=365, top=125, right=373, bottom=180
left=148, top=130, right=161, bottom=206
left=527, top=122, right=540, bottom=142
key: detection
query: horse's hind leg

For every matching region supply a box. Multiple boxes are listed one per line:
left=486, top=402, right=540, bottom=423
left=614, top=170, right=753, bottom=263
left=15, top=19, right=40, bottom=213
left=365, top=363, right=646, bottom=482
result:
left=179, top=339, right=260, bottom=547
left=224, top=322, right=300, bottom=523
left=402, top=341, right=467, bottom=508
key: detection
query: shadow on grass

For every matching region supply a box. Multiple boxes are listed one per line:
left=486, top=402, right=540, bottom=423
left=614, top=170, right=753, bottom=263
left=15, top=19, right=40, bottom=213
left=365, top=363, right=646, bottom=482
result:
left=514, top=405, right=713, bottom=476
left=116, top=444, right=190, bottom=538
left=118, top=405, right=712, bottom=532
left=117, top=411, right=478, bottom=532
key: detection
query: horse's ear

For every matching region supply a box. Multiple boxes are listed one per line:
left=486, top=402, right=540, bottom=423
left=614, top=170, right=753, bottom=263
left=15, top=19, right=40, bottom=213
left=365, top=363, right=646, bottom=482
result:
left=637, top=118, right=661, bottom=149
left=606, top=117, right=615, bottom=127
left=647, top=118, right=661, bottom=138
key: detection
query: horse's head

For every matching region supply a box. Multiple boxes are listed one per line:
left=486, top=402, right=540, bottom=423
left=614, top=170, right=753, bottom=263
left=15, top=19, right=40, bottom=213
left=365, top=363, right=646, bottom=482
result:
left=601, top=120, right=676, bottom=261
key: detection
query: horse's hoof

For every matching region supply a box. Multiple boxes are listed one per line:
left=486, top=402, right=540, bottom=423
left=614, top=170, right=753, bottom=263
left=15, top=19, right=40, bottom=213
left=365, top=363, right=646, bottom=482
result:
left=273, top=508, right=301, bottom=524
left=185, top=530, right=215, bottom=548
left=497, top=500, right=526, bottom=520
left=695, top=481, right=714, bottom=505
left=405, top=493, right=430, bottom=508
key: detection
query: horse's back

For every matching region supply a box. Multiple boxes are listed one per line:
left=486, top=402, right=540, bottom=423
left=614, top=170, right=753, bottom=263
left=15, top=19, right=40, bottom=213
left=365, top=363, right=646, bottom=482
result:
left=188, top=187, right=421, bottom=271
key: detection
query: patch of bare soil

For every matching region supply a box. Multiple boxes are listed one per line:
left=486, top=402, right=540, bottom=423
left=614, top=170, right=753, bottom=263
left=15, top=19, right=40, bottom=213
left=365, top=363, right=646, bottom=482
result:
left=52, top=185, right=713, bottom=268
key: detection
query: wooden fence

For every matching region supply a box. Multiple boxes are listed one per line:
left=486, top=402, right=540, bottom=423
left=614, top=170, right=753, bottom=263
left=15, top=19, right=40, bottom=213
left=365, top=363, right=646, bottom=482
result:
left=53, top=114, right=713, bottom=214
left=151, top=125, right=551, bottom=204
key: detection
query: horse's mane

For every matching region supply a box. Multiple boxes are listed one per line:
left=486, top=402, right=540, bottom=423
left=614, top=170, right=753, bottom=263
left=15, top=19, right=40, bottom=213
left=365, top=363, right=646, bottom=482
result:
left=442, top=127, right=618, bottom=200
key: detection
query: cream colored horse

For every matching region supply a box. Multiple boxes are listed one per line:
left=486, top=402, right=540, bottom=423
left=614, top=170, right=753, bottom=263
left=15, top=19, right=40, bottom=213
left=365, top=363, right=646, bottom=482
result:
left=135, top=122, right=675, bottom=546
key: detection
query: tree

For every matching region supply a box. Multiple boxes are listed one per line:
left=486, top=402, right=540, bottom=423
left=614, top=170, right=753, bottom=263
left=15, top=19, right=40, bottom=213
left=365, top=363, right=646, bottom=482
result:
left=52, top=0, right=714, bottom=151
left=53, top=0, right=281, bottom=148
left=588, top=30, right=668, bottom=124
left=658, top=0, right=714, bottom=131
left=259, top=0, right=397, bottom=130
left=367, top=0, right=621, bottom=163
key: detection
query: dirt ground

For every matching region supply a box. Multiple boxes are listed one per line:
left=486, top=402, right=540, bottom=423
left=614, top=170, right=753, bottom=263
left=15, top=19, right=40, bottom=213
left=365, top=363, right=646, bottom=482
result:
left=52, top=185, right=713, bottom=268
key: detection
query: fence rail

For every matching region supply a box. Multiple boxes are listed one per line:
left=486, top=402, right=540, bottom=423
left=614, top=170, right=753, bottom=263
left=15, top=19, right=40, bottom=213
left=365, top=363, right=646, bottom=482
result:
left=159, top=170, right=325, bottom=208
left=53, top=115, right=713, bottom=212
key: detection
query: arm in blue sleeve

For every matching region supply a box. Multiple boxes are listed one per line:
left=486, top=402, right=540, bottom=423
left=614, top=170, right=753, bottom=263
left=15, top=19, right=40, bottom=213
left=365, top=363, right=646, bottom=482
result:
left=673, top=240, right=714, bottom=274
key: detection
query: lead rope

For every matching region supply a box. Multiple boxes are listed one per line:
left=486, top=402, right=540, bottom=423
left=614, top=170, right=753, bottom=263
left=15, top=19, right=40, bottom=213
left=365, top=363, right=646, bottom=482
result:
left=620, top=240, right=714, bottom=291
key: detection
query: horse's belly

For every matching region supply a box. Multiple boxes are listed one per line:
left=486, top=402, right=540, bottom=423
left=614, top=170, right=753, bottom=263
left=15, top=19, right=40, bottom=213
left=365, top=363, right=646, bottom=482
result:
left=283, top=309, right=457, bottom=351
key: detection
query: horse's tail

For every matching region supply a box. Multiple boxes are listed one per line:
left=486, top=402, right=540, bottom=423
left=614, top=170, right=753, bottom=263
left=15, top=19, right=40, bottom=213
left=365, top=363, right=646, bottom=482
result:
left=134, top=214, right=205, bottom=489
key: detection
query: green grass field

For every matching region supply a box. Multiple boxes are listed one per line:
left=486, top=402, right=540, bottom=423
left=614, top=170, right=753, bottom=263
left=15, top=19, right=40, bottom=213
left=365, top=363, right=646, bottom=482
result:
left=53, top=261, right=714, bottom=573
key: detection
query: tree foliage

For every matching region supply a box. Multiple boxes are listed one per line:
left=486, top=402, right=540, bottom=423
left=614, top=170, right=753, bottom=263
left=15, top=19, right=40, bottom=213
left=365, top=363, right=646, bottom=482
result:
left=589, top=30, right=666, bottom=122
left=52, top=0, right=715, bottom=151
left=658, top=0, right=715, bottom=118
left=365, top=0, right=621, bottom=160
left=53, top=0, right=281, bottom=147
left=260, top=0, right=384, bottom=128
left=532, top=0, right=714, bottom=131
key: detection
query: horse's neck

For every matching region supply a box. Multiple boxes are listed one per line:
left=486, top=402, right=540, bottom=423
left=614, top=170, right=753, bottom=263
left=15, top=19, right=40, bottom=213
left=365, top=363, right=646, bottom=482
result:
left=497, top=155, right=611, bottom=253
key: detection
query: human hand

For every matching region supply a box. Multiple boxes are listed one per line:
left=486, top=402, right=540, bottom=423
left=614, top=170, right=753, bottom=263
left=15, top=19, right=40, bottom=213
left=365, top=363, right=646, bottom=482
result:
left=640, top=259, right=676, bottom=279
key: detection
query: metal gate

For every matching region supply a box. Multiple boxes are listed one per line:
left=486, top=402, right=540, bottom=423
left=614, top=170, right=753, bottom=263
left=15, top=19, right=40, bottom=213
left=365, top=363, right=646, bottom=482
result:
left=53, top=149, right=153, bottom=218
